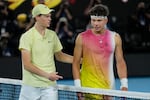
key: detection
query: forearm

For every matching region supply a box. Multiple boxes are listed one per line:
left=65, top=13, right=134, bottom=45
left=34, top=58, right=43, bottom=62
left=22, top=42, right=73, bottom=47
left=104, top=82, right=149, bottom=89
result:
left=21, top=50, right=49, bottom=79
left=72, top=64, right=80, bottom=79
left=64, top=9, right=72, bottom=20
left=55, top=52, right=73, bottom=63
left=23, top=62, right=49, bottom=79
left=117, top=60, right=128, bottom=89
left=55, top=9, right=62, bottom=18
left=24, top=62, right=63, bottom=81
left=72, top=62, right=81, bottom=87
left=61, top=53, right=73, bottom=63
left=117, top=61, right=127, bottom=79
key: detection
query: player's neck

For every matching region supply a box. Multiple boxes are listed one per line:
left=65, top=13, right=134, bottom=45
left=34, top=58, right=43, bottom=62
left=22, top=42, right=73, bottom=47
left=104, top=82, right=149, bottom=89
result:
left=34, top=23, right=46, bottom=36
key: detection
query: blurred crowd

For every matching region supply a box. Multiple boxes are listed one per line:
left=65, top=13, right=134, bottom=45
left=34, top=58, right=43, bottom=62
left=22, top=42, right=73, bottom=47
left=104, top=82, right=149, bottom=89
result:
left=125, top=1, right=150, bottom=52
left=0, top=0, right=150, bottom=57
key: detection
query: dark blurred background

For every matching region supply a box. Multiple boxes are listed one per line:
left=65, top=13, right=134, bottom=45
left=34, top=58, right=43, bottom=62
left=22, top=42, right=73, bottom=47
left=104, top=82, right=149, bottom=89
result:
left=0, top=0, right=150, bottom=79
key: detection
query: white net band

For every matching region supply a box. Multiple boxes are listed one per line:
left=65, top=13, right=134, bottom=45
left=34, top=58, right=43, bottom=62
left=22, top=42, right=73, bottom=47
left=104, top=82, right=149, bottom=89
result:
left=0, top=78, right=150, bottom=100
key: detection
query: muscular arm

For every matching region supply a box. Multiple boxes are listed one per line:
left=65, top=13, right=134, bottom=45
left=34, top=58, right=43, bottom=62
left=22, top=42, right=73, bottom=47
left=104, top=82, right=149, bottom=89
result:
left=114, top=33, right=128, bottom=90
left=72, top=34, right=83, bottom=81
left=21, top=49, right=62, bottom=81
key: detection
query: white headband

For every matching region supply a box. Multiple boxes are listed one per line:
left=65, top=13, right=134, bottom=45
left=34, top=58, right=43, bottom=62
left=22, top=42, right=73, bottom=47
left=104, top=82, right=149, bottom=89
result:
left=90, top=15, right=107, bottom=19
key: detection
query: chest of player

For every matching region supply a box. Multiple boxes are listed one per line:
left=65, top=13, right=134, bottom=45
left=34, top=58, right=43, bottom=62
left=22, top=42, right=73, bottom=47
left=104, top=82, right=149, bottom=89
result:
left=83, top=33, right=115, bottom=56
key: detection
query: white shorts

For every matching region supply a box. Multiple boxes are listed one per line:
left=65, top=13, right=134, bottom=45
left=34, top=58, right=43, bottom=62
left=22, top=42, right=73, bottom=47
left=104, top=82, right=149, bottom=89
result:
left=19, top=84, right=58, bottom=100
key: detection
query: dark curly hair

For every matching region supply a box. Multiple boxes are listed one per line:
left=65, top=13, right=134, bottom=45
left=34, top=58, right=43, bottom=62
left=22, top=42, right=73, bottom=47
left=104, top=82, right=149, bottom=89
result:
left=89, top=4, right=109, bottom=16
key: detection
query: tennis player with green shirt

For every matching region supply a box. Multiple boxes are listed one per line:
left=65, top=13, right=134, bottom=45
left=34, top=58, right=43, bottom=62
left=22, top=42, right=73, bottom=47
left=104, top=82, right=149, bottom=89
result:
left=19, top=4, right=73, bottom=100
left=72, top=4, right=128, bottom=99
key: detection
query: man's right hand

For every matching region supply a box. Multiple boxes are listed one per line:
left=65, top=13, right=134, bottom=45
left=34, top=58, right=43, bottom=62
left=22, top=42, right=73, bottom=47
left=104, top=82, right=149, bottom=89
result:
left=48, top=72, right=63, bottom=81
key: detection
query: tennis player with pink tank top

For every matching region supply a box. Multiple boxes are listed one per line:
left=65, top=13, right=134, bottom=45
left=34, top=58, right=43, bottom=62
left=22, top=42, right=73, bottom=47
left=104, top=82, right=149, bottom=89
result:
left=81, top=29, right=116, bottom=89
left=73, top=4, right=128, bottom=99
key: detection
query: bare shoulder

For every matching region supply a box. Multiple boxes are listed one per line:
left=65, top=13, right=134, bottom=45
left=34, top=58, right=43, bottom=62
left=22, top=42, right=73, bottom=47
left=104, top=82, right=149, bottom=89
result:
left=77, top=33, right=82, bottom=39
left=76, top=33, right=82, bottom=42
left=114, top=32, right=121, bottom=39
left=75, top=33, right=83, bottom=47
left=114, top=32, right=122, bottom=45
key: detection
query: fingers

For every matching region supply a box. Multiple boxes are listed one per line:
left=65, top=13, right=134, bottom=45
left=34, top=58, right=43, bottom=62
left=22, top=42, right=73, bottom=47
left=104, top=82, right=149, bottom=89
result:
left=49, top=72, right=63, bottom=81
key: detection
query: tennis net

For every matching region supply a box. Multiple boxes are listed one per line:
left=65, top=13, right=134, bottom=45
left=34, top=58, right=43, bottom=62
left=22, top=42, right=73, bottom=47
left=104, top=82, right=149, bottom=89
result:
left=0, top=78, right=150, bottom=100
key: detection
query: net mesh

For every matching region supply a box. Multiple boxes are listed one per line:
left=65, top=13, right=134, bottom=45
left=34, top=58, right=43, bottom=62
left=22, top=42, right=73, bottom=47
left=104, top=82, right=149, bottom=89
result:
left=0, top=78, right=150, bottom=100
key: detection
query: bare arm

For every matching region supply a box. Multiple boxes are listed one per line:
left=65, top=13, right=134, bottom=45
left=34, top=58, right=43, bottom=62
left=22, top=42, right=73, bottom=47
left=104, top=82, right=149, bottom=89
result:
left=55, top=5, right=63, bottom=19
left=115, top=33, right=128, bottom=91
left=84, top=0, right=94, bottom=15
left=21, top=49, right=63, bottom=81
left=54, top=51, right=73, bottom=63
left=64, top=8, right=73, bottom=20
left=55, top=21, right=61, bottom=33
left=72, top=34, right=83, bottom=85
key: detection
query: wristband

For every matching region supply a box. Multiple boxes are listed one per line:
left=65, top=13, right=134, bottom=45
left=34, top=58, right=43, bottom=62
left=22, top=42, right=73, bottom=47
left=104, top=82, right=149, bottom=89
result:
left=120, top=78, right=128, bottom=89
left=74, top=79, right=81, bottom=87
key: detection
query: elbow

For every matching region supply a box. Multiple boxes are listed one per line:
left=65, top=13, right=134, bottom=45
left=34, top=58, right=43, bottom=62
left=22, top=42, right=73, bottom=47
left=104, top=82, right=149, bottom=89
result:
left=23, top=61, right=32, bottom=70
left=23, top=63, right=29, bottom=70
left=55, top=53, right=63, bottom=62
